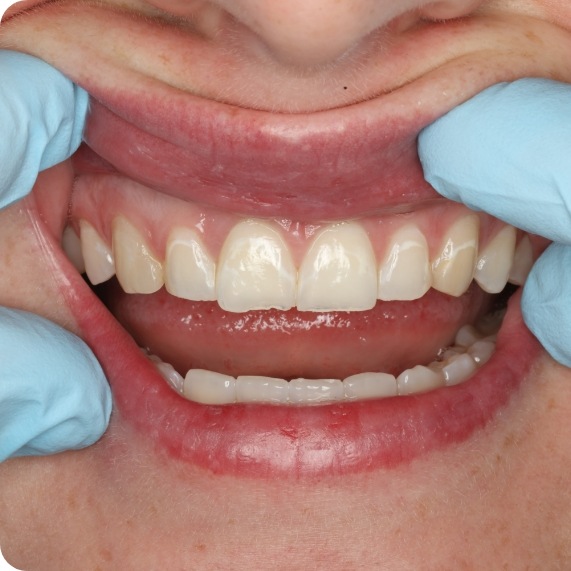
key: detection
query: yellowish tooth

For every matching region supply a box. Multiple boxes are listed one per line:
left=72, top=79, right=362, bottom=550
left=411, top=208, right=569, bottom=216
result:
left=216, top=220, right=296, bottom=312
left=431, top=215, right=479, bottom=297
left=297, top=222, right=377, bottom=311
left=165, top=227, right=216, bottom=301
left=474, top=225, right=517, bottom=293
left=508, top=235, right=534, bottom=285
left=79, top=220, right=115, bottom=285
left=378, top=223, right=431, bottom=301
left=62, top=226, right=85, bottom=274
left=112, top=216, right=164, bottom=294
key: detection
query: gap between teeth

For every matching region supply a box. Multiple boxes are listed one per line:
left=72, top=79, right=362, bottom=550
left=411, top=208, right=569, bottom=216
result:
left=144, top=317, right=502, bottom=406
left=63, top=215, right=535, bottom=314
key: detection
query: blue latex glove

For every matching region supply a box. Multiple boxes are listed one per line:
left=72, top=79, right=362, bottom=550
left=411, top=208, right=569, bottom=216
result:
left=0, top=50, right=111, bottom=460
left=418, top=78, right=571, bottom=367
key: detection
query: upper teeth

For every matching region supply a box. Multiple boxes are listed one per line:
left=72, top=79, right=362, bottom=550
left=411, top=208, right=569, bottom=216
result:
left=65, top=214, right=533, bottom=313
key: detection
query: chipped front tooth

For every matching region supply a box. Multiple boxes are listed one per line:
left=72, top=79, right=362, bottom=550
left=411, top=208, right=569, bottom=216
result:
left=62, top=226, right=85, bottom=274
left=165, top=227, right=216, bottom=301
left=297, top=222, right=377, bottom=311
left=431, top=215, right=479, bottom=296
left=289, top=378, right=344, bottom=404
left=113, top=217, right=163, bottom=294
left=508, top=235, right=534, bottom=285
left=184, top=369, right=236, bottom=405
left=217, top=220, right=296, bottom=312
left=468, top=340, right=495, bottom=365
left=236, top=375, right=289, bottom=404
left=378, top=224, right=431, bottom=301
left=474, top=225, right=517, bottom=293
left=79, top=220, right=115, bottom=285
left=343, top=372, right=397, bottom=400
left=397, top=365, right=443, bottom=395
left=441, top=353, right=477, bottom=386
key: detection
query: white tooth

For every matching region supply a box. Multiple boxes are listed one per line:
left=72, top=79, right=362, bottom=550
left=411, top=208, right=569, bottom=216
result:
left=113, top=217, right=164, bottom=294
left=79, top=220, right=115, bottom=285
left=62, top=226, right=86, bottom=274
left=297, top=222, right=377, bottom=311
left=343, top=372, right=397, bottom=400
left=378, top=224, right=431, bottom=301
left=397, top=365, right=444, bottom=395
left=468, top=340, right=495, bottom=365
left=183, top=369, right=236, bottom=405
left=508, top=235, right=534, bottom=285
left=454, top=324, right=482, bottom=348
left=289, top=378, right=344, bottom=404
left=431, top=215, right=479, bottom=296
left=441, top=353, right=477, bottom=386
left=440, top=347, right=463, bottom=360
left=217, top=220, right=296, bottom=312
left=165, top=227, right=216, bottom=301
left=474, top=225, right=517, bottom=293
left=156, top=362, right=185, bottom=393
left=236, top=375, right=289, bottom=404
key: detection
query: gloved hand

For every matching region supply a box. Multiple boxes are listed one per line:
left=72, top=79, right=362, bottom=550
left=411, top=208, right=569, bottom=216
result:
left=418, top=78, right=571, bottom=367
left=0, top=50, right=111, bottom=461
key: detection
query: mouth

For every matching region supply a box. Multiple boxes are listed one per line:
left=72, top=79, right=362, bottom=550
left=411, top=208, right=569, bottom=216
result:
left=3, top=1, right=566, bottom=478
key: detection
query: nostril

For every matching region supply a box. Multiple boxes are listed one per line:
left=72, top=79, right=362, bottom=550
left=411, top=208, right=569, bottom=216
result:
left=419, top=0, right=484, bottom=21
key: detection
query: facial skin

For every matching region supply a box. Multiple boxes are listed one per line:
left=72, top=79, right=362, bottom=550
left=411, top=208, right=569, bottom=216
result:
left=1, top=1, right=571, bottom=569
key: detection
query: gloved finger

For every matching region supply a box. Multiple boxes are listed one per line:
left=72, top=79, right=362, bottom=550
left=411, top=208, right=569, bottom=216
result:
left=521, top=243, right=571, bottom=367
left=0, top=308, right=111, bottom=461
left=418, top=78, right=571, bottom=244
left=0, top=50, right=88, bottom=209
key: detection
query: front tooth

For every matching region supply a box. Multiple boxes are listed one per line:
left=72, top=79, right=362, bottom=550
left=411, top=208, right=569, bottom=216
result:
left=431, top=215, right=479, bottom=296
left=62, top=226, right=86, bottom=274
left=79, top=220, right=115, bottom=285
left=297, top=222, right=377, bottom=311
left=343, top=372, right=397, bottom=400
left=397, top=365, right=443, bottom=395
left=441, top=353, right=477, bottom=386
left=217, top=220, right=296, bottom=312
left=508, top=235, right=534, bottom=285
left=289, top=378, right=344, bottom=404
left=184, top=369, right=236, bottom=405
left=378, top=224, right=431, bottom=301
left=474, top=225, right=517, bottom=293
left=165, top=227, right=216, bottom=301
left=113, top=216, right=164, bottom=294
left=236, top=375, right=289, bottom=404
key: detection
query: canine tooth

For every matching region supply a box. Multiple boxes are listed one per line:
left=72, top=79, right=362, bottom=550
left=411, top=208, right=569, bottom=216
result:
left=474, top=225, right=517, bottom=293
left=289, top=378, right=344, bottom=404
left=431, top=215, right=479, bottom=296
left=62, top=226, right=85, bottom=273
left=378, top=224, right=431, bottom=301
left=468, top=340, right=495, bottom=365
left=397, top=365, right=444, bottom=395
left=454, top=324, right=482, bottom=348
left=184, top=369, right=236, bottom=405
left=165, top=227, right=216, bottom=301
left=441, top=353, right=477, bottom=386
left=343, top=372, right=397, bottom=400
left=79, top=220, right=115, bottom=285
left=113, top=217, right=163, bottom=294
left=297, top=222, right=377, bottom=311
left=217, top=220, right=296, bottom=312
left=156, top=362, right=184, bottom=393
left=236, top=375, right=289, bottom=404
left=508, top=235, right=534, bottom=285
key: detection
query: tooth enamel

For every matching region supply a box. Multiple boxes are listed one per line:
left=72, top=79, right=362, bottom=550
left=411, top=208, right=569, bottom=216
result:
left=216, top=220, right=296, bottom=312
left=62, top=226, right=86, bottom=274
left=508, top=235, right=534, bottom=285
left=468, top=340, right=495, bottom=365
left=378, top=224, right=431, bottom=301
left=474, top=225, right=517, bottom=293
left=397, top=365, right=443, bottom=395
left=79, top=220, right=115, bottom=285
left=165, top=227, right=216, bottom=301
left=454, top=324, right=482, bottom=348
left=184, top=369, right=236, bottom=405
left=289, top=378, right=345, bottom=403
left=236, top=375, right=289, bottom=404
left=431, top=215, right=479, bottom=296
left=297, top=222, right=377, bottom=311
left=113, top=216, right=164, bottom=294
left=441, top=353, right=477, bottom=386
left=156, top=361, right=185, bottom=393
left=343, top=372, right=398, bottom=400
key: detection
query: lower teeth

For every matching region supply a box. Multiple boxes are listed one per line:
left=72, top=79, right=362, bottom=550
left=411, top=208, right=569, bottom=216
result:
left=143, top=309, right=504, bottom=406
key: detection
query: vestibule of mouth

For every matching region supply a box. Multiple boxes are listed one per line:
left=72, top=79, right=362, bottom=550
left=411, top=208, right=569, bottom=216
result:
left=63, top=190, right=535, bottom=407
